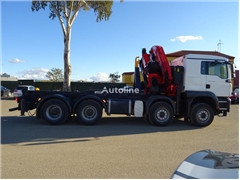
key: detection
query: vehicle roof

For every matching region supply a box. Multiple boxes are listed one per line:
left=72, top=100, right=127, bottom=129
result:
left=15, top=85, right=35, bottom=90
left=17, top=85, right=35, bottom=87
left=185, top=54, right=228, bottom=61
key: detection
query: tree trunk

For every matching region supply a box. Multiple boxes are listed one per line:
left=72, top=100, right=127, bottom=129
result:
left=63, top=26, right=72, bottom=91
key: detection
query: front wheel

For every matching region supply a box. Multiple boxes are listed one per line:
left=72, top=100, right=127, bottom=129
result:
left=76, top=100, right=102, bottom=125
left=40, top=99, right=69, bottom=125
left=148, top=102, right=173, bottom=126
left=190, top=103, right=214, bottom=127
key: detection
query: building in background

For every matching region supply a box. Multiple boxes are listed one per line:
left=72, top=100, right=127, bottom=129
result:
left=0, top=73, right=18, bottom=81
left=122, top=72, right=144, bottom=86
left=166, top=50, right=235, bottom=63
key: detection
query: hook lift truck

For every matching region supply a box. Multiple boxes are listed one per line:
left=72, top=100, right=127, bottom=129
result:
left=9, top=45, right=235, bottom=127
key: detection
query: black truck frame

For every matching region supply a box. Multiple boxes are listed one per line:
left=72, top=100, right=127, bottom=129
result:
left=9, top=86, right=230, bottom=127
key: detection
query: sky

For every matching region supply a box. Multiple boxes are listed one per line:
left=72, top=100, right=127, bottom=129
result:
left=1, top=0, right=239, bottom=82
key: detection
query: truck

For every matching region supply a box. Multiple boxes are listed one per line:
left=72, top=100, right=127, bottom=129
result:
left=9, top=45, right=235, bottom=127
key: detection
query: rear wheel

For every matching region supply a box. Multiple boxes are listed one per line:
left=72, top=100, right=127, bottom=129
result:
left=190, top=103, right=214, bottom=127
left=148, top=102, right=173, bottom=126
left=40, top=99, right=69, bottom=125
left=76, top=100, right=102, bottom=125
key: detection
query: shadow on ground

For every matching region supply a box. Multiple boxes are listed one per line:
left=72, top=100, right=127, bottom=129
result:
left=1, top=114, right=201, bottom=145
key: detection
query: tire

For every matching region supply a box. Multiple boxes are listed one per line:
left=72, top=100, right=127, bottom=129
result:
left=40, top=99, right=69, bottom=125
left=143, top=115, right=151, bottom=124
left=1, top=91, right=3, bottom=97
left=148, top=102, right=173, bottom=126
left=76, top=100, right=102, bottom=125
left=190, top=103, right=214, bottom=127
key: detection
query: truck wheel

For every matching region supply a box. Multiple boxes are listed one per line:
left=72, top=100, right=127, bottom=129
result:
left=41, top=99, right=69, bottom=125
left=148, top=102, right=173, bottom=126
left=76, top=100, right=102, bottom=125
left=143, top=115, right=151, bottom=124
left=190, top=103, right=214, bottom=127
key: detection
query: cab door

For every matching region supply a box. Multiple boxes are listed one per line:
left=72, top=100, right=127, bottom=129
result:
left=205, top=61, right=231, bottom=97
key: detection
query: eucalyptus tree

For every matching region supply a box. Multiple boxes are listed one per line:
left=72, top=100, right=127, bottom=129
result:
left=46, top=68, right=64, bottom=82
left=109, top=72, right=120, bottom=83
left=31, top=1, right=120, bottom=91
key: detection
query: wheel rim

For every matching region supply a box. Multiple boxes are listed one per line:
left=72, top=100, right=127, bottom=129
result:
left=81, top=105, right=97, bottom=121
left=155, top=108, right=169, bottom=122
left=197, top=109, right=210, bottom=122
left=46, top=105, right=62, bottom=121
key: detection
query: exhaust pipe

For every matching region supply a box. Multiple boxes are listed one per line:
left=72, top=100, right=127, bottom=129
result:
left=9, top=107, right=19, bottom=112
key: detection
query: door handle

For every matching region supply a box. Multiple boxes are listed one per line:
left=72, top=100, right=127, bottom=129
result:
left=206, top=84, right=210, bottom=89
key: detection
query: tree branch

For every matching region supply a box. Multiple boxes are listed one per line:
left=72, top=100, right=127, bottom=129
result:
left=50, top=1, right=66, bottom=36
left=70, top=1, right=86, bottom=26
left=68, top=1, right=74, bottom=19
left=61, top=0, right=68, bottom=19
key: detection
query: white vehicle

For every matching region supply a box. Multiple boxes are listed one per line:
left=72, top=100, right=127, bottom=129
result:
left=171, top=149, right=239, bottom=179
left=13, top=85, right=35, bottom=99
left=1, top=85, right=11, bottom=97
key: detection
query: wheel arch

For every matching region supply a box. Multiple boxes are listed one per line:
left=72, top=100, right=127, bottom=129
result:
left=36, top=94, right=71, bottom=119
left=144, top=95, right=175, bottom=115
left=185, top=91, right=219, bottom=117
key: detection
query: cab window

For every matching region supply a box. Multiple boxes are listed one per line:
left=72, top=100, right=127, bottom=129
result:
left=201, top=61, right=228, bottom=79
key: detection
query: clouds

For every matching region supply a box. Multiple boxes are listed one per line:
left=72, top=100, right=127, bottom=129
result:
left=17, top=67, right=49, bottom=80
left=85, top=72, right=110, bottom=82
left=11, top=65, right=114, bottom=82
left=8, top=58, right=25, bottom=63
left=170, top=35, right=203, bottom=43
left=17, top=70, right=115, bottom=82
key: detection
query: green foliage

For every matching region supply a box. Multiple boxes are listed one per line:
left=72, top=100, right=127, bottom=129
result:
left=31, top=1, right=113, bottom=22
left=88, top=1, right=113, bottom=22
left=46, top=68, right=64, bottom=82
left=109, top=72, right=120, bottom=83
left=1, top=73, right=10, bottom=77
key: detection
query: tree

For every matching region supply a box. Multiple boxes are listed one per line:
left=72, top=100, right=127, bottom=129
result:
left=1, top=73, right=10, bottom=77
left=109, top=72, right=120, bottom=83
left=46, top=68, right=64, bottom=82
left=31, top=1, right=121, bottom=91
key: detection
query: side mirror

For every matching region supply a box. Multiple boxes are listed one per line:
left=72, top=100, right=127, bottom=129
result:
left=231, top=64, right=236, bottom=79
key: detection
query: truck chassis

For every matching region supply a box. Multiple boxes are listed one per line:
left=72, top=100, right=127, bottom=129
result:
left=10, top=88, right=230, bottom=127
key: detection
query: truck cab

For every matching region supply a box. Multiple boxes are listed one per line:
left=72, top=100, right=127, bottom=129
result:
left=182, top=54, right=232, bottom=97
